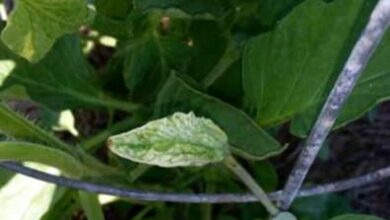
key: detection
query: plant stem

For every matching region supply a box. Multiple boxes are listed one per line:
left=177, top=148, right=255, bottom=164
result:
left=81, top=115, right=145, bottom=152
left=78, top=191, right=105, bottom=220
left=224, top=156, right=279, bottom=216
left=279, top=0, right=390, bottom=210
left=102, top=96, right=143, bottom=113
left=201, top=38, right=241, bottom=88
left=129, top=164, right=150, bottom=183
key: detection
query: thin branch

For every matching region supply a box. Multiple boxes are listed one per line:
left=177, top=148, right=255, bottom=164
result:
left=279, top=0, right=390, bottom=210
left=1, top=161, right=390, bottom=203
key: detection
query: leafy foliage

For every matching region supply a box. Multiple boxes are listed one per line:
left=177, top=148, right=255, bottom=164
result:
left=292, top=28, right=390, bottom=136
left=243, top=0, right=376, bottom=127
left=1, top=0, right=93, bottom=62
left=156, top=74, right=284, bottom=159
left=0, top=0, right=389, bottom=219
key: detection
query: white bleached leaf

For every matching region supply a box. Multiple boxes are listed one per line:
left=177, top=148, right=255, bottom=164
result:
left=108, top=112, right=229, bottom=167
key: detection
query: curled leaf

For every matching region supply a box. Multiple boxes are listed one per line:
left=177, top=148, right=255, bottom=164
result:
left=108, top=112, right=229, bottom=167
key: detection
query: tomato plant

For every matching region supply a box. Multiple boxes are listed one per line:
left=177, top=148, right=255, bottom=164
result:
left=0, top=0, right=389, bottom=219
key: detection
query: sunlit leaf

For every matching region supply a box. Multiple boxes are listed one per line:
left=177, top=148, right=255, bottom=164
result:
left=0, top=163, right=58, bottom=220
left=1, top=0, right=94, bottom=62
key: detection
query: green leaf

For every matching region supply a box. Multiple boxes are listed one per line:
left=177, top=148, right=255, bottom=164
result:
left=233, top=0, right=304, bottom=34
left=95, top=0, right=131, bottom=20
left=243, top=0, right=375, bottom=127
left=92, top=0, right=132, bottom=39
left=1, top=0, right=94, bottom=62
left=187, top=20, right=228, bottom=82
left=292, top=29, right=390, bottom=136
left=108, top=112, right=230, bottom=167
left=0, top=35, right=138, bottom=111
left=134, top=0, right=234, bottom=22
left=292, top=194, right=351, bottom=220
left=155, top=74, right=284, bottom=160
left=78, top=191, right=105, bottom=220
left=41, top=190, right=79, bottom=220
left=330, top=214, right=384, bottom=220
left=0, top=141, right=84, bottom=177
left=0, top=163, right=58, bottom=220
left=0, top=36, right=101, bottom=109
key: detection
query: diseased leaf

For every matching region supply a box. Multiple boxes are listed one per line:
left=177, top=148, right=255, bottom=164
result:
left=155, top=74, right=284, bottom=160
left=291, top=29, right=390, bottom=136
left=1, top=0, right=94, bottom=62
left=243, top=0, right=376, bottom=127
left=0, top=36, right=110, bottom=110
left=330, top=214, right=384, bottom=220
left=108, top=112, right=229, bottom=167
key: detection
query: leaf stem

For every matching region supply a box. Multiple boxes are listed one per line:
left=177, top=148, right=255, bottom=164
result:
left=202, top=38, right=241, bottom=88
left=81, top=114, right=145, bottom=152
left=224, top=155, right=279, bottom=216
left=102, top=95, right=144, bottom=113
left=78, top=191, right=105, bottom=220
left=279, top=0, right=390, bottom=210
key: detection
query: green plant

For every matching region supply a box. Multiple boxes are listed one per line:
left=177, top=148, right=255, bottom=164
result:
left=0, top=0, right=390, bottom=219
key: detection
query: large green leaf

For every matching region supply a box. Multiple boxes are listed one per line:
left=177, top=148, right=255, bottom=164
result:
left=109, top=112, right=229, bottom=167
left=122, top=13, right=193, bottom=102
left=1, top=0, right=93, bottom=62
left=292, top=29, right=390, bottom=136
left=95, top=0, right=131, bottom=20
left=291, top=194, right=351, bottom=220
left=330, top=214, right=384, bottom=220
left=0, top=36, right=138, bottom=111
left=155, top=74, right=284, bottom=160
left=243, top=0, right=375, bottom=127
left=233, top=0, right=304, bottom=34
left=92, top=0, right=132, bottom=39
left=0, top=163, right=58, bottom=220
